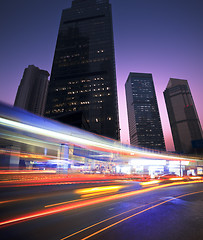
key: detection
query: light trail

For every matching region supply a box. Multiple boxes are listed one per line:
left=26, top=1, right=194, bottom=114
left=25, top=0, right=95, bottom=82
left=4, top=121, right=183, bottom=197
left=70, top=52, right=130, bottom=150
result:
left=0, top=180, right=114, bottom=188
left=169, top=177, right=184, bottom=181
left=0, top=174, right=120, bottom=188
left=81, top=190, right=203, bottom=240
left=0, top=199, right=25, bottom=205
left=140, top=180, right=161, bottom=186
left=0, top=180, right=202, bottom=228
left=0, top=170, right=56, bottom=175
left=189, top=176, right=202, bottom=180
left=75, top=185, right=124, bottom=198
left=0, top=148, right=52, bottom=160
left=0, top=116, right=197, bottom=162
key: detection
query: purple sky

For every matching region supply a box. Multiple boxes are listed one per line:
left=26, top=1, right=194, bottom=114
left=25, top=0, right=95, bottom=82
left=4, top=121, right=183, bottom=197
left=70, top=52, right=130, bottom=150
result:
left=0, top=0, right=202, bottom=151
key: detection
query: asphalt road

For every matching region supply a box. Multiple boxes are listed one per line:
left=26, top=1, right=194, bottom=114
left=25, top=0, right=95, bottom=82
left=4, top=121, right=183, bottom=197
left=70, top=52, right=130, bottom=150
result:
left=0, top=181, right=203, bottom=240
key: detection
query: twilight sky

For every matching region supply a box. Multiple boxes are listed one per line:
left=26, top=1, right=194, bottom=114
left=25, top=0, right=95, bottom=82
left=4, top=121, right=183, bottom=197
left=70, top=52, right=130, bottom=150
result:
left=0, top=0, right=202, bottom=151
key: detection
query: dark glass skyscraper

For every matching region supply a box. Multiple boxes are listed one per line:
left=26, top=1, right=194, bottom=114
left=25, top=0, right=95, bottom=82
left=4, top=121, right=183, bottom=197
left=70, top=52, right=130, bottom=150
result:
left=164, top=78, right=203, bottom=154
left=125, top=73, right=165, bottom=150
left=15, top=65, right=49, bottom=116
left=45, top=0, right=119, bottom=140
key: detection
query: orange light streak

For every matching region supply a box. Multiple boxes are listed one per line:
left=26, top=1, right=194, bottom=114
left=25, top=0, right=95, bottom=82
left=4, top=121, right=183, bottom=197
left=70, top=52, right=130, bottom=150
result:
left=0, top=170, right=56, bottom=175
left=0, top=149, right=52, bottom=160
left=0, top=180, right=114, bottom=188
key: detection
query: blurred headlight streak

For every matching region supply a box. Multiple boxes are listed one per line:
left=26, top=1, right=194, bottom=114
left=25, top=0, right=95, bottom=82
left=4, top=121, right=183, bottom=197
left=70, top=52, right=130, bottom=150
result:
left=140, top=180, right=161, bottom=186
left=169, top=177, right=184, bottom=181
left=189, top=176, right=202, bottom=180
left=75, top=185, right=124, bottom=198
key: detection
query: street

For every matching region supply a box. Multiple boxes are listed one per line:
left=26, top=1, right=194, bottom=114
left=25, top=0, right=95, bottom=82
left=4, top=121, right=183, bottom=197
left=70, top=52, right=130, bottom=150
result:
left=0, top=177, right=203, bottom=240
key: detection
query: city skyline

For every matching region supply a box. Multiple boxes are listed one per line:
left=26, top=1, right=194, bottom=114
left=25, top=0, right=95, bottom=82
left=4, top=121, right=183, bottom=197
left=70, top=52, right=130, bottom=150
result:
left=0, top=0, right=202, bottom=151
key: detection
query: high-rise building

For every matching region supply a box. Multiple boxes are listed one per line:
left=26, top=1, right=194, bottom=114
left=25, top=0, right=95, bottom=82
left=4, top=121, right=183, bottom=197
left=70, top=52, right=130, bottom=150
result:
left=125, top=72, right=165, bottom=150
left=14, top=65, right=49, bottom=116
left=45, top=0, right=119, bottom=140
left=164, top=78, right=203, bottom=154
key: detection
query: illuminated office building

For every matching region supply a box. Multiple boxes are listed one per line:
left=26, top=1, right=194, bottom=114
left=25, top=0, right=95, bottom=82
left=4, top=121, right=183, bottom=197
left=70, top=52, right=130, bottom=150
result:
left=45, top=0, right=119, bottom=140
left=14, top=65, right=49, bottom=116
left=125, top=73, right=165, bottom=150
left=164, top=78, right=203, bottom=154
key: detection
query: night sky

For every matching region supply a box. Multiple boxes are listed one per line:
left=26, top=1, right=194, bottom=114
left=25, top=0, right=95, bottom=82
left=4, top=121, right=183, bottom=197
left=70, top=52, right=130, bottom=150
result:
left=0, top=0, right=202, bottom=151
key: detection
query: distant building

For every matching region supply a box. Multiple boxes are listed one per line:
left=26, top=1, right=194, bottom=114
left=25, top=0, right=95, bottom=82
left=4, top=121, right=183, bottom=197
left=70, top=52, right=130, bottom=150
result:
left=125, top=72, right=165, bottom=150
left=45, top=0, right=120, bottom=140
left=14, top=65, right=49, bottom=116
left=164, top=78, right=203, bottom=154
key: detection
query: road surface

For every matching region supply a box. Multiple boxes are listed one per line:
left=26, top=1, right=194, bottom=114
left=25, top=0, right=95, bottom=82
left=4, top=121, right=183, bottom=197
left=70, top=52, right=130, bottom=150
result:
left=0, top=179, right=203, bottom=240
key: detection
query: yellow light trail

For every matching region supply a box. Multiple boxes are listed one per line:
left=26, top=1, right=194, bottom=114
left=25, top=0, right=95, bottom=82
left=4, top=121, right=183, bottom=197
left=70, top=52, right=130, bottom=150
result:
left=75, top=185, right=124, bottom=198
left=140, top=180, right=161, bottom=186
left=169, top=177, right=184, bottom=181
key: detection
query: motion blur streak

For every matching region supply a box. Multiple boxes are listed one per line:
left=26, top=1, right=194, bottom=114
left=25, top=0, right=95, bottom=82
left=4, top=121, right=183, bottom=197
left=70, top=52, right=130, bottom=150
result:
left=0, top=148, right=52, bottom=160
left=0, top=170, right=56, bottom=174
left=75, top=185, right=124, bottom=198
left=0, top=180, right=114, bottom=188
left=169, top=177, right=184, bottom=181
left=0, top=173, right=118, bottom=188
left=0, top=199, right=24, bottom=205
left=140, top=180, right=160, bottom=186
left=81, top=190, right=203, bottom=240
left=0, top=180, right=203, bottom=227
left=0, top=116, right=197, bottom=162
left=189, top=176, right=202, bottom=180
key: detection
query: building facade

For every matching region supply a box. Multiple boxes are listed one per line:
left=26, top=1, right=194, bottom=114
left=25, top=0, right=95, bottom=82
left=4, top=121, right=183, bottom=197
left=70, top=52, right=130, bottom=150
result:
left=125, top=73, right=165, bottom=150
left=14, top=65, right=49, bottom=116
left=164, top=78, right=203, bottom=154
left=45, top=0, right=119, bottom=140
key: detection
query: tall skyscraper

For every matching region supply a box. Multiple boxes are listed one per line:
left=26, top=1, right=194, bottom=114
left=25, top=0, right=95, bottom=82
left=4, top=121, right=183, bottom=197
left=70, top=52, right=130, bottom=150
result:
left=164, top=78, right=203, bottom=154
left=125, top=73, right=165, bottom=150
left=45, top=0, right=119, bottom=140
left=14, top=65, right=49, bottom=116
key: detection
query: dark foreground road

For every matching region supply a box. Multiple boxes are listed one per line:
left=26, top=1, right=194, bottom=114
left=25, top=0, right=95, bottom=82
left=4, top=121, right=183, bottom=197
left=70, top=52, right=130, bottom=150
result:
left=0, top=181, right=203, bottom=240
